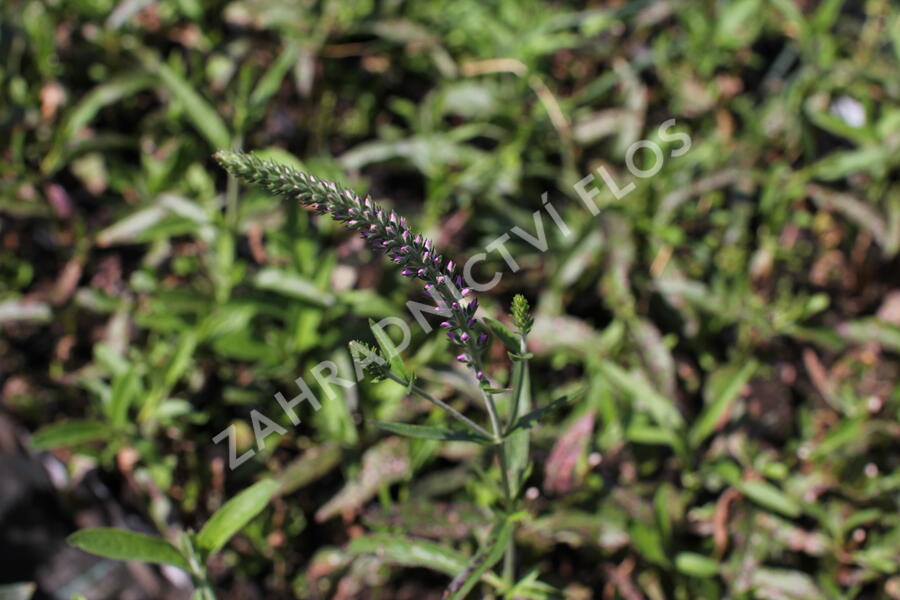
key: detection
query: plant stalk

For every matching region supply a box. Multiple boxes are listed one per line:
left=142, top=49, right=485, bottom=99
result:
left=471, top=353, right=517, bottom=585
left=385, top=372, right=496, bottom=441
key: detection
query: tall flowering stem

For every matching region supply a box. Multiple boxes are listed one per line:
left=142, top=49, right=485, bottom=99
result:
left=214, top=151, right=490, bottom=385
left=216, top=150, right=529, bottom=586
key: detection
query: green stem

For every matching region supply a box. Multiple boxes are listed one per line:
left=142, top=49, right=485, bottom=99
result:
left=505, top=355, right=526, bottom=433
left=192, top=580, right=217, bottom=600
left=385, top=372, right=496, bottom=441
left=470, top=352, right=517, bottom=585
left=497, top=441, right=516, bottom=585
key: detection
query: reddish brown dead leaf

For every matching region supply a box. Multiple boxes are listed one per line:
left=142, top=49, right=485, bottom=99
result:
left=543, top=411, right=595, bottom=495
left=315, top=437, right=409, bottom=522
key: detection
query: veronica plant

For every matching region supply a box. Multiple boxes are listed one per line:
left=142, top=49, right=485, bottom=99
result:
left=215, top=151, right=558, bottom=598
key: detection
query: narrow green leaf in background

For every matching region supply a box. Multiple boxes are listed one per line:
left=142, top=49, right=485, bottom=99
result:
left=445, top=518, right=514, bottom=599
left=254, top=267, right=335, bottom=306
left=196, top=479, right=280, bottom=555
left=348, top=534, right=468, bottom=576
left=31, top=420, right=109, bottom=449
left=675, top=552, right=719, bottom=578
left=67, top=528, right=190, bottom=570
left=108, top=367, right=140, bottom=428
left=41, top=73, right=154, bottom=174
left=599, top=362, right=685, bottom=431
left=139, top=51, right=231, bottom=150
left=738, top=480, right=802, bottom=518
left=689, top=360, right=756, bottom=447
left=506, top=391, right=579, bottom=436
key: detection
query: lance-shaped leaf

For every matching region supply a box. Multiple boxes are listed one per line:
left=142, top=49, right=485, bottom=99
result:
left=444, top=518, right=514, bottom=599
left=67, top=528, right=190, bottom=571
left=369, top=420, right=493, bottom=444
left=504, top=355, right=532, bottom=496
left=349, top=534, right=468, bottom=576
left=505, top=390, right=582, bottom=436
left=32, top=420, right=109, bottom=449
left=196, top=479, right=279, bottom=556
left=599, top=362, right=684, bottom=431
left=689, top=360, right=756, bottom=448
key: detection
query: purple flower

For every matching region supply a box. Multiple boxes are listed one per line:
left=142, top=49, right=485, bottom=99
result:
left=213, top=150, right=493, bottom=383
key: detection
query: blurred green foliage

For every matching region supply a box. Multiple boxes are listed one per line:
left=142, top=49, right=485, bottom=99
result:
left=1, top=0, right=899, bottom=597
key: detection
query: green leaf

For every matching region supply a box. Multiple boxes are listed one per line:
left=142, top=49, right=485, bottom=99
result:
left=625, top=422, right=680, bottom=448
left=505, top=568, right=561, bottom=600
left=276, top=442, right=343, bottom=495
left=67, top=528, right=190, bottom=571
left=675, top=552, right=719, bottom=578
left=31, top=420, right=109, bottom=449
left=483, top=316, right=519, bottom=352
left=140, top=53, right=231, bottom=150
left=249, top=42, right=302, bottom=111
left=369, top=420, right=492, bottom=444
left=506, top=390, right=581, bottom=436
left=348, top=534, right=467, bottom=576
left=196, top=479, right=279, bottom=555
left=738, top=480, right=801, bottom=518
left=445, top=518, right=514, bottom=599
left=629, top=520, right=669, bottom=567
left=505, top=353, right=532, bottom=495
left=42, top=73, right=154, bottom=174
left=598, top=362, right=684, bottom=431
left=163, top=331, right=199, bottom=389
left=811, top=417, right=864, bottom=458
left=108, top=368, right=141, bottom=428
left=254, top=267, right=335, bottom=306
left=369, top=318, right=411, bottom=381
left=96, top=206, right=169, bottom=247
left=689, top=360, right=756, bottom=448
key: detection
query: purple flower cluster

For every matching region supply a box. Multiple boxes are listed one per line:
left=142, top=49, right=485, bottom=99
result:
left=214, top=150, right=488, bottom=381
